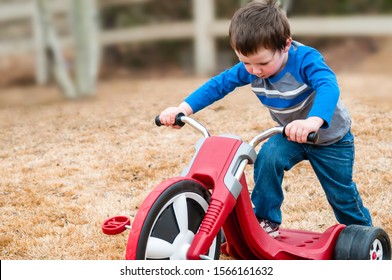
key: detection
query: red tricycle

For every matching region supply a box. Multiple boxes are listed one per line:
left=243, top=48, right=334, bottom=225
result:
left=102, top=113, right=391, bottom=260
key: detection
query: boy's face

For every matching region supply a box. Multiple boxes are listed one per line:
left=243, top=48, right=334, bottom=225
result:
left=235, top=39, right=291, bottom=79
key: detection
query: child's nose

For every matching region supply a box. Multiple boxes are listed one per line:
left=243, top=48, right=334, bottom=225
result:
left=252, top=66, right=262, bottom=75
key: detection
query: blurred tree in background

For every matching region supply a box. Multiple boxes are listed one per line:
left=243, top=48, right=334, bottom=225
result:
left=99, top=0, right=392, bottom=75
left=101, top=0, right=243, bottom=75
left=101, top=0, right=194, bottom=74
left=1, top=0, right=390, bottom=87
left=288, top=0, right=392, bottom=15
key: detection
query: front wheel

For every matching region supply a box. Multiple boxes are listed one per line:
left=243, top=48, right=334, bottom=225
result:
left=132, top=179, right=221, bottom=260
left=334, top=225, right=391, bottom=260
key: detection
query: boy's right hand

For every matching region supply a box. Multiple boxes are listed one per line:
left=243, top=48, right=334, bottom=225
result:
left=159, top=107, right=184, bottom=129
left=158, top=102, right=193, bottom=129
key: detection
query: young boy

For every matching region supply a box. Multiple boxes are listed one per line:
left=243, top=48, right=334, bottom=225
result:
left=158, top=0, right=372, bottom=237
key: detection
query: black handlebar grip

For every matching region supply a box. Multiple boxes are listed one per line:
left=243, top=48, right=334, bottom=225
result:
left=155, top=113, right=186, bottom=127
left=306, top=132, right=319, bottom=143
left=155, top=115, right=163, bottom=126
left=282, top=125, right=319, bottom=144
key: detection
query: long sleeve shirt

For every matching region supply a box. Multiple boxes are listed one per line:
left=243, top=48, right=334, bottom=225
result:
left=184, top=41, right=351, bottom=145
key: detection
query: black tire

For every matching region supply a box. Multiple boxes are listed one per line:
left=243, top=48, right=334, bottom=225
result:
left=135, top=180, right=221, bottom=260
left=334, top=225, right=391, bottom=260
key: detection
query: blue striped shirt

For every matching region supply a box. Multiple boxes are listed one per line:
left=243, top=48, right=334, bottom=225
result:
left=185, top=41, right=351, bottom=145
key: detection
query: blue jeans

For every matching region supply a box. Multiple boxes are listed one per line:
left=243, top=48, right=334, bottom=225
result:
left=251, top=131, right=372, bottom=226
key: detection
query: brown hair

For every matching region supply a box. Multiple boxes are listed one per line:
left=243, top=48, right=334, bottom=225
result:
left=229, top=0, right=291, bottom=55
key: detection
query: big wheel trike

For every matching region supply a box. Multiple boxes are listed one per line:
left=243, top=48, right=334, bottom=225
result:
left=102, top=113, right=391, bottom=260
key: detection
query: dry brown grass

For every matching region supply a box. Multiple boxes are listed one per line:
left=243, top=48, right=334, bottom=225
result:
left=0, top=71, right=392, bottom=260
left=0, top=69, right=391, bottom=259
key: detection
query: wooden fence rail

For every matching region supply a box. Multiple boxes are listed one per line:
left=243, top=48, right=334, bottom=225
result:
left=1, top=0, right=392, bottom=77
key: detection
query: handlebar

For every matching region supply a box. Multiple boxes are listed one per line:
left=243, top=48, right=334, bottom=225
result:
left=155, top=113, right=186, bottom=127
left=155, top=114, right=318, bottom=147
left=155, top=113, right=210, bottom=138
left=282, top=124, right=319, bottom=143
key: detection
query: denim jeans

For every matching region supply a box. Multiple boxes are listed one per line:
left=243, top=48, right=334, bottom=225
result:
left=251, top=130, right=372, bottom=226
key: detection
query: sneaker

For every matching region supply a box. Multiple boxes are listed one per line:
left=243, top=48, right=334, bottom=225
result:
left=259, top=219, right=280, bottom=238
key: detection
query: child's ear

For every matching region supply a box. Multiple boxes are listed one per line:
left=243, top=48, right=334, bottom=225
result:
left=284, top=38, right=292, bottom=52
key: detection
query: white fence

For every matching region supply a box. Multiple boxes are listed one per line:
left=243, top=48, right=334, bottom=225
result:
left=1, top=0, right=392, bottom=77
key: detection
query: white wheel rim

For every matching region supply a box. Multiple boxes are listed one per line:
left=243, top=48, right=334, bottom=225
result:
left=369, top=239, right=383, bottom=260
left=144, top=192, right=217, bottom=260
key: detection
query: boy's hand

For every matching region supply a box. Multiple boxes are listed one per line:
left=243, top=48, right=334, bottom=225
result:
left=159, top=102, right=193, bottom=129
left=285, top=117, right=324, bottom=143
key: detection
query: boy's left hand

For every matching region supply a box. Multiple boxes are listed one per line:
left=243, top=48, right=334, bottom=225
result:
left=285, top=117, right=324, bottom=143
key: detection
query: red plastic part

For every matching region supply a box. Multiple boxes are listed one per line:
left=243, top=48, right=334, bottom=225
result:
left=221, top=181, right=346, bottom=259
left=183, top=136, right=243, bottom=259
left=102, top=216, right=131, bottom=235
left=124, top=134, right=347, bottom=260
left=125, top=177, right=205, bottom=260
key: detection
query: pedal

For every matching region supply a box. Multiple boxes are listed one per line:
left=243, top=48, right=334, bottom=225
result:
left=102, top=216, right=131, bottom=235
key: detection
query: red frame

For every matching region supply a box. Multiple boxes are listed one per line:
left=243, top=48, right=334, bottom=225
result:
left=125, top=135, right=346, bottom=260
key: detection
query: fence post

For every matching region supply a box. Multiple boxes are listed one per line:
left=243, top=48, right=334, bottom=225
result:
left=33, top=0, right=48, bottom=85
left=193, top=0, right=216, bottom=76
left=71, top=0, right=100, bottom=96
left=37, top=0, right=77, bottom=98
